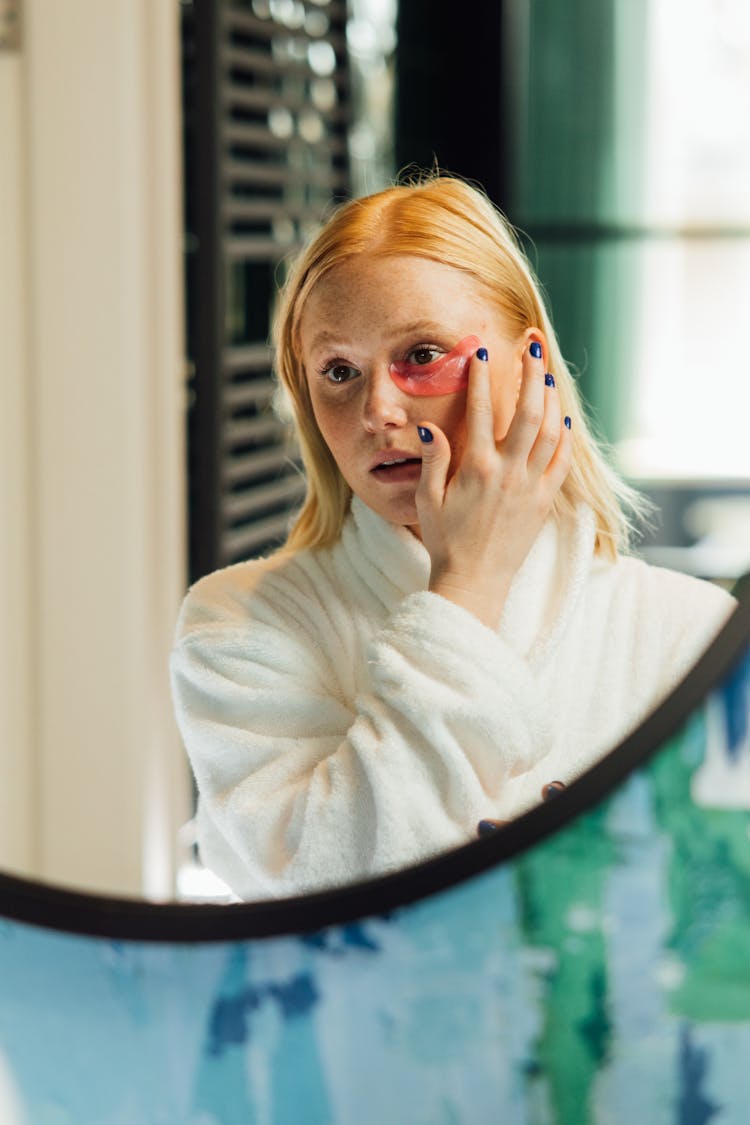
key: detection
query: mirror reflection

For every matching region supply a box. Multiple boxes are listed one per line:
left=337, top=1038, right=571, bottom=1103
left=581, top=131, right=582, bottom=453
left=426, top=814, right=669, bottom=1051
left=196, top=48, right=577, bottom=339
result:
left=2, top=0, right=749, bottom=904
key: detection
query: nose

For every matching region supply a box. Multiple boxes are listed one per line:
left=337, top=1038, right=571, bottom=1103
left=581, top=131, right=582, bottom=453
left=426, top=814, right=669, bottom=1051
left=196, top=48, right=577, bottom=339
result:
left=362, top=365, right=409, bottom=432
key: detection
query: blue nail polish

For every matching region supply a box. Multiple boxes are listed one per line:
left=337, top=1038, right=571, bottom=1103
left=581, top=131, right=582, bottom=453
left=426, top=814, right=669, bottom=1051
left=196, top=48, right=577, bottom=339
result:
left=417, top=426, right=433, bottom=443
left=476, top=347, right=488, bottom=362
left=477, top=819, right=502, bottom=837
left=530, top=341, right=542, bottom=359
left=564, top=416, right=571, bottom=429
left=542, top=781, right=566, bottom=802
left=544, top=373, right=555, bottom=388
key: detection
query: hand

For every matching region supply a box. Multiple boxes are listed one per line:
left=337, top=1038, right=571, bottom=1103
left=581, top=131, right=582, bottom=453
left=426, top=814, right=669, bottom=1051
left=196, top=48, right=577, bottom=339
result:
left=476, top=782, right=567, bottom=836
left=415, top=335, right=572, bottom=630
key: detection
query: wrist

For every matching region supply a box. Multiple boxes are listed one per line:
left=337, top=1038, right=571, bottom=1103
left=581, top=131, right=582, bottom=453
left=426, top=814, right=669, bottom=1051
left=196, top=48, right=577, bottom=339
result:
left=428, top=571, right=512, bottom=631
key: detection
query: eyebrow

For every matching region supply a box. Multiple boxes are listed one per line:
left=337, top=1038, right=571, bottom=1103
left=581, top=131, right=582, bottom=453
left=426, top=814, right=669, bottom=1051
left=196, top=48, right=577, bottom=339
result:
left=306, top=320, right=451, bottom=355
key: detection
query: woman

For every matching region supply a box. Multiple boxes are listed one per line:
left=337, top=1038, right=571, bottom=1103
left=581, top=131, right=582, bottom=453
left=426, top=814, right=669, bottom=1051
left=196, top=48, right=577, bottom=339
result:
left=171, top=176, right=734, bottom=901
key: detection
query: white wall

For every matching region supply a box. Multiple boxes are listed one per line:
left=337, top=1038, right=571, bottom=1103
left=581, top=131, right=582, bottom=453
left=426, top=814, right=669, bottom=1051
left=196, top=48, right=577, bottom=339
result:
left=0, top=0, right=189, bottom=898
left=0, top=43, right=33, bottom=877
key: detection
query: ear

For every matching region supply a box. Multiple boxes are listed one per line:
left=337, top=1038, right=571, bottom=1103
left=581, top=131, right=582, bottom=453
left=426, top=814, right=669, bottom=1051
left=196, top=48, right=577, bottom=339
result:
left=513, top=327, right=549, bottom=398
left=519, top=326, right=549, bottom=368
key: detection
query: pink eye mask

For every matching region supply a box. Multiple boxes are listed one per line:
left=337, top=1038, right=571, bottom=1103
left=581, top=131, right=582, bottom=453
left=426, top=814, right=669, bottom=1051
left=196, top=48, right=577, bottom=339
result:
left=389, top=335, right=481, bottom=396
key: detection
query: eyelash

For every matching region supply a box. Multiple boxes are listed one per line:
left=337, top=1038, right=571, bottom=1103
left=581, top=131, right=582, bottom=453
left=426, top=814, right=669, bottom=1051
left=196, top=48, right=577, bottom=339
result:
left=405, top=344, right=444, bottom=366
left=319, top=360, right=360, bottom=385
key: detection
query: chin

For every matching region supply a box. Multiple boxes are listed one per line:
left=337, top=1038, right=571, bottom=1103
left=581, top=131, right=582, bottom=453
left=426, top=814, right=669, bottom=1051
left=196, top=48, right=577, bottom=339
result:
left=367, top=496, right=419, bottom=529
left=391, top=504, right=420, bottom=530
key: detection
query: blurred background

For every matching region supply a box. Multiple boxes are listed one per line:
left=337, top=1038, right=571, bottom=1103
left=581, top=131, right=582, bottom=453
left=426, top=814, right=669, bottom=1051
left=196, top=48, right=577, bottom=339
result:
left=1, top=0, right=748, bottom=901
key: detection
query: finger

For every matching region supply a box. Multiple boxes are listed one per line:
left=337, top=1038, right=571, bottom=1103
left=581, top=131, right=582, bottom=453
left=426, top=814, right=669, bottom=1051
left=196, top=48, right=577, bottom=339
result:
left=540, top=413, right=573, bottom=491
left=414, top=422, right=451, bottom=513
left=463, top=346, right=497, bottom=456
left=500, top=339, right=546, bottom=460
left=527, top=370, right=562, bottom=476
left=477, top=818, right=508, bottom=836
left=542, top=781, right=566, bottom=801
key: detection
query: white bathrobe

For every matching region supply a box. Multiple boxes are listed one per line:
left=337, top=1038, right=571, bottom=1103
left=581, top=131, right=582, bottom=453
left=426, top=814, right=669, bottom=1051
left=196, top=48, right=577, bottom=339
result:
left=170, top=497, right=735, bottom=901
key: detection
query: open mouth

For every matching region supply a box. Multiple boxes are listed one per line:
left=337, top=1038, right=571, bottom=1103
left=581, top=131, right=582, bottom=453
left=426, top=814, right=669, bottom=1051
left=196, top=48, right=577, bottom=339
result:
left=371, top=457, right=422, bottom=481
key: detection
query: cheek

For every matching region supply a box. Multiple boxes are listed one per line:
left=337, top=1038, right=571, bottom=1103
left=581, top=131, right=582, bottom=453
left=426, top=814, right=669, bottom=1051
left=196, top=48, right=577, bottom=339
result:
left=320, top=419, right=351, bottom=461
left=422, top=362, right=519, bottom=455
left=487, top=349, right=523, bottom=440
left=308, top=395, right=349, bottom=459
left=418, top=395, right=468, bottom=471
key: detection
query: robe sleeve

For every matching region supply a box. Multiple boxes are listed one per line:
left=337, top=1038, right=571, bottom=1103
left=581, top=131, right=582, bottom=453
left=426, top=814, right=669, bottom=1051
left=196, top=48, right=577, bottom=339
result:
left=170, top=568, right=552, bottom=901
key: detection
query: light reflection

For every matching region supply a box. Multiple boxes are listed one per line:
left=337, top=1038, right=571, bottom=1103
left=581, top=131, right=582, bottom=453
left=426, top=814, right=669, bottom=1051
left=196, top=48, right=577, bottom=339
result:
left=268, top=106, right=294, bottom=139
left=305, top=10, right=329, bottom=37
left=310, top=77, right=336, bottom=111
left=347, top=18, right=379, bottom=57
left=349, top=122, right=376, bottom=162
left=272, top=217, right=296, bottom=245
left=308, top=39, right=337, bottom=76
left=346, top=0, right=398, bottom=194
left=269, top=0, right=305, bottom=28
left=298, top=109, right=324, bottom=143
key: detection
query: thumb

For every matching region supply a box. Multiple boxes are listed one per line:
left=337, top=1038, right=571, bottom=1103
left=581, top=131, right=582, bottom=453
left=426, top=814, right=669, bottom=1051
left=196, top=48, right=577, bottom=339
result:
left=415, top=422, right=451, bottom=513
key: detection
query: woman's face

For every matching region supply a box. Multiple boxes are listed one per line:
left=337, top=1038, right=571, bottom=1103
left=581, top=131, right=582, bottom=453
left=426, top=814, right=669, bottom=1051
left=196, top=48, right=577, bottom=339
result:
left=298, top=254, right=525, bottom=534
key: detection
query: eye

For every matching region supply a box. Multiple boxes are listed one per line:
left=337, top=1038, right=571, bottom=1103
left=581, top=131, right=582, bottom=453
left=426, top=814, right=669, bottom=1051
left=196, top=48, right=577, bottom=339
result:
left=322, top=362, right=360, bottom=385
left=405, top=345, right=443, bottom=366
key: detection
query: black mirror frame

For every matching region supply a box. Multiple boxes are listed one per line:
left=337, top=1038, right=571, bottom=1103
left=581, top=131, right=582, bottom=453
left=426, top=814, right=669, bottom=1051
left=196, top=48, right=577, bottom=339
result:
left=1, top=577, right=748, bottom=945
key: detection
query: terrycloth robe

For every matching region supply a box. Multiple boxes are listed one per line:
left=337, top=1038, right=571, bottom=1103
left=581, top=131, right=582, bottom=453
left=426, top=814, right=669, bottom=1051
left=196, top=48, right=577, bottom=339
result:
left=170, top=497, right=735, bottom=900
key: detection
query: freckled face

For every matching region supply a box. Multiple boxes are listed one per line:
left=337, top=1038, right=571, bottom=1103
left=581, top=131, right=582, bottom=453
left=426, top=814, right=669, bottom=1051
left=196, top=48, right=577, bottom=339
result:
left=298, top=255, right=522, bottom=533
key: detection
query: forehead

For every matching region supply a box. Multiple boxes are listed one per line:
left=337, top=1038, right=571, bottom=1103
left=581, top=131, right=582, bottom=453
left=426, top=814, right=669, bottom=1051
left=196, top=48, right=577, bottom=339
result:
left=298, top=254, right=498, bottom=350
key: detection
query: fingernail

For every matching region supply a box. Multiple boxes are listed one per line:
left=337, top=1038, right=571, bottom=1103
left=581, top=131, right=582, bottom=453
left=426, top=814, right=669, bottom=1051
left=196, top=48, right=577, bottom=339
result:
left=477, top=818, right=505, bottom=837
left=545, top=373, right=555, bottom=388
left=476, top=347, right=488, bottom=362
left=417, top=426, right=433, bottom=443
left=530, top=341, right=542, bottom=359
left=542, top=781, right=566, bottom=801
left=564, top=416, right=571, bottom=429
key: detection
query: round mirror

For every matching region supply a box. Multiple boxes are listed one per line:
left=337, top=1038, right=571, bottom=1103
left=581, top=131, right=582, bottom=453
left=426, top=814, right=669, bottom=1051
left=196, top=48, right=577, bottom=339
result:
left=1, top=1, right=748, bottom=904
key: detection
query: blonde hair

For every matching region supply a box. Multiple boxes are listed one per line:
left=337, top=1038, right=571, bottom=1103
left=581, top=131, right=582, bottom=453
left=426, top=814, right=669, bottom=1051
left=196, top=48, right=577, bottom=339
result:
left=273, top=173, right=645, bottom=560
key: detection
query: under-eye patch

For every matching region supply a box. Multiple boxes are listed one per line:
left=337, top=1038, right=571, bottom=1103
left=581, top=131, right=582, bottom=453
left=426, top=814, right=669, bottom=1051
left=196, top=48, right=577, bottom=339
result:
left=389, top=335, right=481, bottom=396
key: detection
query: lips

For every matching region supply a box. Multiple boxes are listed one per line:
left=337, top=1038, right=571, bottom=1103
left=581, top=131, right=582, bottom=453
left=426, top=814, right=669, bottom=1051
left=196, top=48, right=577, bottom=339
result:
left=375, top=457, right=420, bottom=468
left=369, top=449, right=422, bottom=483
left=368, top=449, right=422, bottom=472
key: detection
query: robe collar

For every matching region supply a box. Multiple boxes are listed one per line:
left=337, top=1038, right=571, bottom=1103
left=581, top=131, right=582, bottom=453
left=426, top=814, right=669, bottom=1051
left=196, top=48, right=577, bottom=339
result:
left=343, top=495, right=597, bottom=667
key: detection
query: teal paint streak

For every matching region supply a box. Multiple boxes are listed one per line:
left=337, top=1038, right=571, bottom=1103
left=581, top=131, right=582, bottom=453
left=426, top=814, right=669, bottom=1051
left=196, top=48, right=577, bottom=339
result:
left=649, top=715, right=750, bottom=1022
left=516, top=808, right=616, bottom=1123
left=577, top=967, right=612, bottom=1069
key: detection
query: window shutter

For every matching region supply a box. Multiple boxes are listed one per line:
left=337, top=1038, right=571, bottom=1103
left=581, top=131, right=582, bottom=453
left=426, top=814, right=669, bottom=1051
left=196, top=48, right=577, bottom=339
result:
left=182, top=0, right=351, bottom=582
